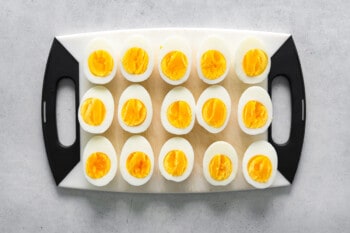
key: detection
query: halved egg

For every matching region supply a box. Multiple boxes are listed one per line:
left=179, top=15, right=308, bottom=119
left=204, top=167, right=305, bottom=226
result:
left=196, top=85, right=231, bottom=134
left=238, top=86, right=273, bottom=135
left=203, top=141, right=238, bottom=186
left=242, top=140, right=278, bottom=189
left=161, top=87, right=195, bottom=135
left=158, top=137, right=194, bottom=182
left=120, top=35, right=154, bottom=82
left=83, top=38, right=117, bottom=85
left=120, top=135, right=154, bottom=186
left=235, top=37, right=271, bottom=84
left=78, top=86, right=114, bottom=134
left=158, top=36, right=192, bottom=85
left=117, top=84, right=153, bottom=134
left=196, top=36, right=230, bottom=84
left=83, top=136, right=117, bottom=186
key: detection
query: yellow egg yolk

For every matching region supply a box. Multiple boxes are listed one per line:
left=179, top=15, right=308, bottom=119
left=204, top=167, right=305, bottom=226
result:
left=161, top=51, right=188, bottom=81
left=121, top=99, right=147, bottom=127
left=126, top=151, right=151, bottom=178
left=88, top=50, right=114, bottom=77
left=242, top=100, right=268, bottom=129
left=202, top=98, right=227, bottom=128
left=167, top=101, right=192, bottom=129
left=86, top=152, right=111, bottom=179
left=247, top=155, right=272, bottom=183
left=200, top=50, right=226, bottom=80
left=242, top=49, right=268, bottom=77
left=209, top=154, right=232, bottom=181
left=163, top=150, right=188, bottom=177
left=80, top=98, right=106, bottom=126
left=122, top=47, right=149, bottom=75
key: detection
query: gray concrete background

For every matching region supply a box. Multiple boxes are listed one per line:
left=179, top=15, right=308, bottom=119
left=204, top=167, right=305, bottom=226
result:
left=1, top=0, right=349, bottom=232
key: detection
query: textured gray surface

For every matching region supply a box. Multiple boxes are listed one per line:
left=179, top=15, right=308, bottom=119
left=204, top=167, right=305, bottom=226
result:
left=1, top=0, right=349, bottom=232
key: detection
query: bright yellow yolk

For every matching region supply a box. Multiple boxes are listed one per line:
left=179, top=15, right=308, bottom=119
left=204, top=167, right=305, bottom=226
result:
left=88, top=50, right=114, bottom=77
left=200, top=50, right=226, bottom=80
left=167, top=101, right=192, bottom=129
left=202, top=98, right=227, bottom=128
left=247, top=155, right=272, bottom=183
left=80, top=98, right=106, bottom=126
left=86, top=152, right=111, bottom=179
left=161, top=51, right=188, bottom=81
left=243, top=100, right=268, bottom=129
left=121, top=99, right=147, bottom=126
left=122, top=47, right=149, bottom=75
left=126, top=151, right=151, bottom=178
left=163, top=150, right=188, bottom=177
left=209, top=154, right=232, bottom=181
left=243, top=49, right=268, bottom=77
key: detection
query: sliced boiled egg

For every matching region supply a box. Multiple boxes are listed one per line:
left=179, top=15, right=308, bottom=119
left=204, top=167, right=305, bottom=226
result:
left=78, top=86, right=114, bottom=134
left=161, top=87, right=195, bottom=135
left=158, top=137, right=194, bottom=182
left=203, top=141, right=238, bottom=186
left=117, top=84, right=153, bottom=134
left=242, top=140, right=278, bottom=189
left=120, top=135, right=154, bottom=186
left=196, top=85, right=231, bottom=134
left=235, top=37, right=271, bottom=84
left=238, top=86, right=273, bottom=135
left=83, top=38, right=117, bottom=85
left=83, top=136, right=117, bottom=186
left=120, top=35, right=154, bottom=82
left=158, top=36, right=192, bottom=85
left=197, top=36, right=230, bottom=84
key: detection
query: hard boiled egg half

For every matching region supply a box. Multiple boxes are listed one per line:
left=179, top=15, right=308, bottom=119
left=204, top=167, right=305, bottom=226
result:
left=117, top=84, right=153, bottom=134
left=203, top=141, right=238, bottom=186
left=78, top=86, right=114, bottom=134
left=83, top=136, right=117, bottom=186
left=120, top=135, right=154, bottom=186
left=161, top=87, right=196, bottom=135
left=237, top=86, right=273, bottom=135
left=242, top=140, right=278, bottom=189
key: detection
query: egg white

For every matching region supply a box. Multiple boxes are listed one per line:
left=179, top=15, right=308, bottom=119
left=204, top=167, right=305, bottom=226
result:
left=117, top=84, right=153, bottom=134
left=235, top=37, right=271, bottom=84
left=78, top=86, right=114, bottom=134
left=203, top=141, right=238, bottom=186
left=196, top=85, right=231, bottom=134
left=242, top=140, right=278, bottom=189
left=83, top=136, right=117, bottom=186
left=237, top=86, right=273, bottom=135
left=120, top=135, right=154, bottom=186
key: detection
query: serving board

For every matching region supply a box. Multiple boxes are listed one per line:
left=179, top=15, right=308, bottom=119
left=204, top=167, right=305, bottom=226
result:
left=41, top=28, right=306, bottom=193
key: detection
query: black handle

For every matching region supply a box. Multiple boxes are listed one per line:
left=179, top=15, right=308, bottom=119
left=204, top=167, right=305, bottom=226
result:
left=41, top=38, right=80, bottom=185
left=268, top=36, right=306, bottom=183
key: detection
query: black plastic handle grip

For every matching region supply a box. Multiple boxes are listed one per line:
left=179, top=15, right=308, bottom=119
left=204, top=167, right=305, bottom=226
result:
left=41, top=38, right=80, bottom=185
left=268, top=36, right=306, bottom=183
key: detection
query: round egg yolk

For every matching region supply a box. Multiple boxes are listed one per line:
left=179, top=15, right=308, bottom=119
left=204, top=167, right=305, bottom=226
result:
left=242, top=49, right=268, bottom=77
left=163, top=150, right=188, bottom=177
left=86, top=152, right=111, bottom=179
left=200, top=50, right=226, bottom=80
left=121, top=99, right=147, bottom=127
left=88, top=50, right=114, bottom=77
left=242, top=100, right=268, bottom=129
left=122, top=47, right=149, bottom=75
left=167, top=101, right=192, bottom=129
left=247, top=155, right=272, bottom=183
left=126, top=151, right=151, bottom=178
left=80, top=98, right=106, bottom=126
left=209, top=154, right=232, bottom=181
left=161, top=51, right=188, bottom=81
left=202, top=98, right=227, bottom=128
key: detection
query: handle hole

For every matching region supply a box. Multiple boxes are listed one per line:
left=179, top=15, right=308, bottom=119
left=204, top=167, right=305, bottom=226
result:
left=42, top=101, right=47, bottom=123
left=56, top=78, right=76, bottom=147
left=271, top=76, right=291, bottom=144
